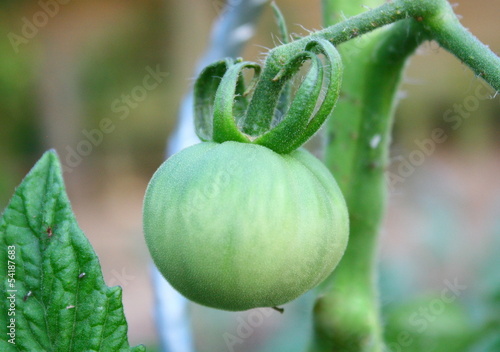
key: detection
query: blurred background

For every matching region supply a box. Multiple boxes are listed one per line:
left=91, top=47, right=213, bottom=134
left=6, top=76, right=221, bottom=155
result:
left=0, top=0, right=499, bottom=351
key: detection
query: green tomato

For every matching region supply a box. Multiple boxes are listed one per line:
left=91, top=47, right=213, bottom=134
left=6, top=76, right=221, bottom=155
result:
left=143, top=141, right=349, bottom=311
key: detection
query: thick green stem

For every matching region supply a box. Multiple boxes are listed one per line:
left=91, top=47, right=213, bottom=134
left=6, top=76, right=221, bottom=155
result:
left=316, top=0, right=500, bottom=91
left=310, top=19, right=428, bottom=352
left=307, top=0, right=499, bottom=351
left=421, top=5, right=500, bottom=90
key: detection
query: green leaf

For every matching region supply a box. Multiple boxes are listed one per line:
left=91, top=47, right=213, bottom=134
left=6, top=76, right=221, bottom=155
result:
left=0, top=150, right=144, bottom=352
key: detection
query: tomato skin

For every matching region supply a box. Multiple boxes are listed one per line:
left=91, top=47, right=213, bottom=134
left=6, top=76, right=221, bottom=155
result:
left=143, top=141, right=349, bottom=311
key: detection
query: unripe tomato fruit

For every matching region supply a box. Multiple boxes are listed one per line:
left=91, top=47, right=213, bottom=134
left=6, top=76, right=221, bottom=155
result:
left=143, top=141, right=349, bottom=311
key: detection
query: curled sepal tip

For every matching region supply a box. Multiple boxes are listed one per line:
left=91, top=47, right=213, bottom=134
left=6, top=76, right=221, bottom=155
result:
left=286, top=38, right=343, bottom=152
left=253, top=51, right=324, bottom=153
left=194, top=58, right=233, bottom=142
left=213, top=62, right=261, bottom=144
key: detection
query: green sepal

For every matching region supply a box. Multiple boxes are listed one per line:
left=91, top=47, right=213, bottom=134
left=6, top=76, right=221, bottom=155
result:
left=287, top=38, right=343, bottom=151
left=253, top=51, right=324, bottom=153
left=213, top=61, right=261, bottom=144
left=194, top=58, right=234, bottom=141
left=271, top=1, right=293, bottom=120
left=271, top=1, right=289, bottom=44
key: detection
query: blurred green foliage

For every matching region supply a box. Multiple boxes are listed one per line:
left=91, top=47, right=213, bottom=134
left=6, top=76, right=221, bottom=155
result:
left=0, top=23, right=38, bottom=208
left=0, top=1, right=173, bottom=207
left=79, top=1, right=171, bottom=170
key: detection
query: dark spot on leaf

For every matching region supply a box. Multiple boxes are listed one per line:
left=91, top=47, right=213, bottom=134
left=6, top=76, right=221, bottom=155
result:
left=23, top=291, right=32, bottom=302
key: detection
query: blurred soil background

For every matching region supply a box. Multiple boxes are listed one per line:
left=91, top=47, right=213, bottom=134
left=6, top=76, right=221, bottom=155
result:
left=0, top=0, right=499, bottom=350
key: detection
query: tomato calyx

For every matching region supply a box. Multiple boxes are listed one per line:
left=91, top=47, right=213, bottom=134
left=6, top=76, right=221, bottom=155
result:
left=194, top=38, right=343, bottom=154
